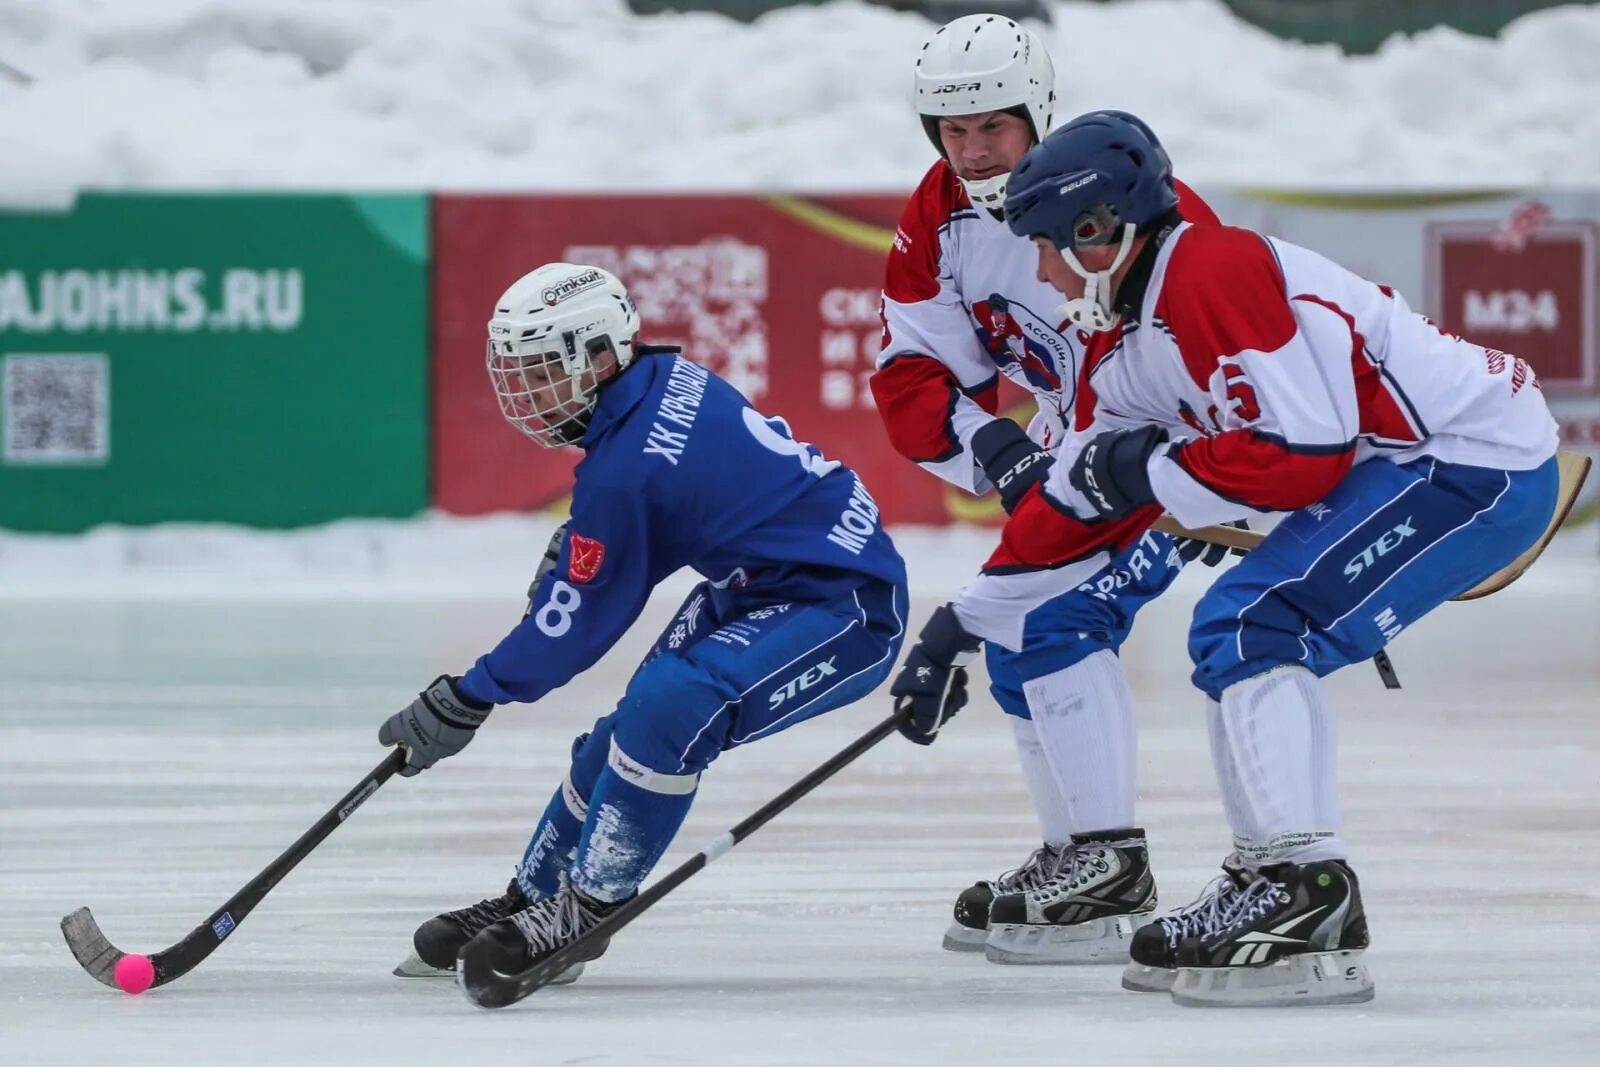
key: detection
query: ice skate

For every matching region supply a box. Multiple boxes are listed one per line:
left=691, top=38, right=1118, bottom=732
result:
left=984, top=830, right=1156, bottom=964
left=1122, top=853, right=1252, bottom=992
left=943, top=843, right=1066, bottom=952
left=1170, top=860, right=1374, bottom=1007
left=394, top=878, right=584, bottom=986
left=456, top=877, right=619, bottom=1004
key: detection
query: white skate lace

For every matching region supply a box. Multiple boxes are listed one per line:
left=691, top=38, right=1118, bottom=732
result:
left=509, top=879, right=591, bottom=953
left=1177, top=875, right=1285, bottom=944
left=1026, top=846, right=1114, bottom=904
left=992, top=845, right=1065, bottom=894
left=1155, top=872, right=1255, bottom=947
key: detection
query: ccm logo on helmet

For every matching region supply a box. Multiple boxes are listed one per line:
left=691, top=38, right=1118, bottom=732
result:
left=932, top=82, right=983, bottom=93
left=542, top=268, right=605, bottom=306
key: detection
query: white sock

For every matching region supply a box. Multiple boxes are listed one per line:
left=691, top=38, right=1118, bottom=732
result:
left=1216, top=665, right=1347, bottom=866
left=1009, top=715, right=1073, bottom=847
left=1206, top=697, right=1263, bottom=862
left=1021, top=649, right=1137, bottom=835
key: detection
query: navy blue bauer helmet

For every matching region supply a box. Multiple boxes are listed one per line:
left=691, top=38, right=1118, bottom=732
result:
left=1003, top=111, right=1179, bottom=330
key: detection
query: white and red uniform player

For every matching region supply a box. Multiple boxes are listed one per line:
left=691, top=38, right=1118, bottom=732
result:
left=891, top=110, right=1561, bottom=1007
left=870, top=14, right=1223, bottom=966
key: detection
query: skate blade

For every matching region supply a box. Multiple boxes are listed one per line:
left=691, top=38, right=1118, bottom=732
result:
left=1171, top=950, right=1375, bottom=1007
left=393, top=951, right=586, bottom=986
left=942, top=922, right=989, bottom=953
left=984, top=913, right=1150, bottom=965
left=393, top=952, right=452, bottom=979
left=1120, top=962, right=1177, bottom=992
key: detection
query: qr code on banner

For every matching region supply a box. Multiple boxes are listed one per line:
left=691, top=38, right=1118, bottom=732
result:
left=3, top=353, right=110, bottom=464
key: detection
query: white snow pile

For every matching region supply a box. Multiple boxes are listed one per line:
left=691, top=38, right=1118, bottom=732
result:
left=3, top=0, right=1600, bottom=207
left=0, top=513, right=1593, bottom=599
left=0, top=513, right=1013, bottom=597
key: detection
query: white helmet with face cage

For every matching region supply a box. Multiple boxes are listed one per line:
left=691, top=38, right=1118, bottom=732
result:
left=486, top=262, right=641, bottom=447
left=914, top=13, right=1056, bottom=209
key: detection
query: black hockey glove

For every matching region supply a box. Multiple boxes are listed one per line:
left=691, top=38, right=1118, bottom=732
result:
left=1068, top=425, right=1168, bottom=519
left=1174, top=521, right=1250, bottom=568
left=891, top=604, right=982, bottom=746
left=378, top=675, right=493, bottom=776
left=970, top=418, right=1053, bottom=514
left=525, top=521, right=568, bottom=615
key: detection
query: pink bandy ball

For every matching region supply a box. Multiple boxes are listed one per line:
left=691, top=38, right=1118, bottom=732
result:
left=113, top=954, right=156, bottom=995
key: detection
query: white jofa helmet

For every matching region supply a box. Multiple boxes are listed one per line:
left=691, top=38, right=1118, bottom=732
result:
left=914, top=13, right=1056, bottom=208
left=486, top=262, right=641, bottom=448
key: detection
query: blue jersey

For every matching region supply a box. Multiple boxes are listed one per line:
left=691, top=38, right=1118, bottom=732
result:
left=459, top=350, right=905, bottom=705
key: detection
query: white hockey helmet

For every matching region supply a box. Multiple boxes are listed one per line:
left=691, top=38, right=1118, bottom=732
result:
left=914, top=13, right=1056, bottom=208
left=486, top=262, right=641, bottom=448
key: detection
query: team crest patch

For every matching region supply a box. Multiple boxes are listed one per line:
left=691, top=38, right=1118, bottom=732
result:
left=568, top=533, right=606, bottom=584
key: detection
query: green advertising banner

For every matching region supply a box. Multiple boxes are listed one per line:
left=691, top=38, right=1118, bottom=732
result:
left=0, top=194, right=429, bottom=532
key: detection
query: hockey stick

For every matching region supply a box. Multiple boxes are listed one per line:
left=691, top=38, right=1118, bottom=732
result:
left=1151, top=450, right=1592, bottom=602
left=458, top=710, right=908, bottom=1009
left=61, top=748, right=406, bottom=991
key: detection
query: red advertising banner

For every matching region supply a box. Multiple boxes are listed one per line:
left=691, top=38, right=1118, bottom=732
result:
left=1427, top=209, right=1596, bottom=392
left=432, top=194, right=1012, bottom=525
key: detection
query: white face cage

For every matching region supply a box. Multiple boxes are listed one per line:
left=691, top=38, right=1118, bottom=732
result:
left=486, top=330, right=614, bottom=448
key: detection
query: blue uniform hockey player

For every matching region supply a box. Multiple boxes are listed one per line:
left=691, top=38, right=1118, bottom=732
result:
left=381, top=262, right=907, bottom=987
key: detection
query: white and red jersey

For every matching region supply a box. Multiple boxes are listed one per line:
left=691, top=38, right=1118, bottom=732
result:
left=955, top=221, right=1560, bottom=650
left=870, top=159, right=1218, bottom=494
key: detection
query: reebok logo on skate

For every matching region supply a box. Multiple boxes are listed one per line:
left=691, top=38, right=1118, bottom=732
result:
left=1343, top=517, right=1417, bottom=582
left=769, top=657, right=838, bottom=710
left=1226, top=904, right=1330, bottom=965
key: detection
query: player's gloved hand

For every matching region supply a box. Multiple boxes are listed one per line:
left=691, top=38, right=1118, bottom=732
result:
left=891, top=604, right=982, bottom=745
left=1175, top=521, right=1250, bottom=568
left=525, top=521, right=569, bottom=614
left=1068, top=425, right=1168, bottom=519
left=378, top=675, right=494, bottom=776
left=971, top=418, right=1053, bottom=514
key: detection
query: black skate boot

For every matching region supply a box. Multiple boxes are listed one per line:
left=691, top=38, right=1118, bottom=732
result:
left=984, top=829, right=1157, bottom=964
left=395, top=878, right=528, bottom=978
left=943, top=843, right=1066, bottom=952
left=1171, top=859, right=1374, bottom=1007
left=457, top=876, right=621, bottom=1006
left=1122, top=853, right=1253, bottom=993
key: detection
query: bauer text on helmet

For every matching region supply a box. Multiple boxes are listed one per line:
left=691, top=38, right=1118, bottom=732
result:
left=914, top=14, right=1055, bottom=209
left=486, top=263, right=641, bottom=447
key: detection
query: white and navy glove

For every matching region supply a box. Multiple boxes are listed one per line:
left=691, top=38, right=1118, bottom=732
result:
left=971, top=419, right=1053, bottom=514
left=891, top=604, right=982, bottom=745
left=524, top=521, right=568, bottom=615
left=378, top=675, right=493, bottom=776
left=1068, top=426, right=1168, bottom=519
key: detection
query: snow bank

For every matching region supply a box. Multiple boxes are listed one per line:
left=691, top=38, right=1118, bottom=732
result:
left=0, top=513, right=1592, bottom=599
left=3, top=0, right=1600, bottom=207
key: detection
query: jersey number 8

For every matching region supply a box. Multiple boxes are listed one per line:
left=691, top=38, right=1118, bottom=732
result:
left=536, top=580, right=583, bottom=637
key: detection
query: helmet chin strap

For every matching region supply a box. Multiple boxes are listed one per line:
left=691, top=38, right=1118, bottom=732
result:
left=959, top=172, right=1009, bottom=209
left=1057, top=224, right=1138, bottom=331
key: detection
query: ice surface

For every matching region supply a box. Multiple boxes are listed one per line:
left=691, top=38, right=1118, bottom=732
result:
left=4, top=0, right=1600, bottom=207
left=2, top=526, right=1598, bottom=1065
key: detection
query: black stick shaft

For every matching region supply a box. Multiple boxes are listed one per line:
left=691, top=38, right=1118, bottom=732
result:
left=62, top=748, right=406, bottom=988
left=185, top=749, right=407, bottom=945
left=502, top=711, right=905, bottom=999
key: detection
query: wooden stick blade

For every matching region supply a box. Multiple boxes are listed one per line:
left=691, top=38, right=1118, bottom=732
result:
left=1451, top=450, right=1591, bottom=601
